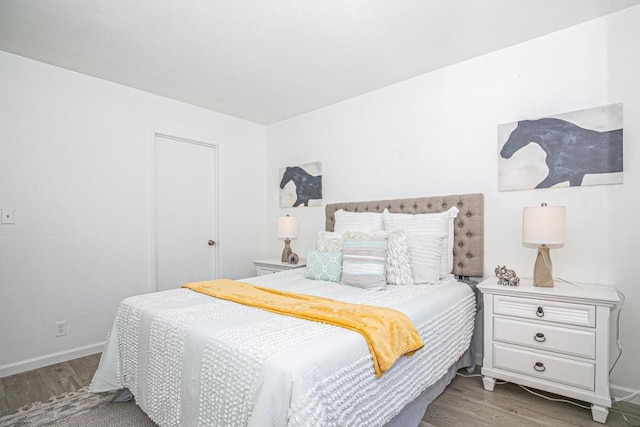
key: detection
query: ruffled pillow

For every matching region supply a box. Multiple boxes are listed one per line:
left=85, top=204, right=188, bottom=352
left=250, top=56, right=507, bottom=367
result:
left=317, top=231, right=343, bottom=252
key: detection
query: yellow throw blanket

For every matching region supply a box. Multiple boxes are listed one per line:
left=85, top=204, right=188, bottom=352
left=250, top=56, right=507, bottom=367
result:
left=182, top=279, right=424, bottom=377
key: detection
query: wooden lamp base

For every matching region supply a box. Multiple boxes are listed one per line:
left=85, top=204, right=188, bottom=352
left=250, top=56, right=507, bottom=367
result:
left=533, top=245, right=554, bottom=287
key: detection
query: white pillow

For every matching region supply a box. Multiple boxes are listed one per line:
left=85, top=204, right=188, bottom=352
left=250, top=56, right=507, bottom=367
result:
left=341, top=238, right=387, bottom=290
left=406, top=233, right=444, bottom=284
left=316, top=229, right=414, bottom=285
left=382, top=206, right=459, bottom=278
left=317, top=231, right=343, bottom=252
left=333, top=209, right=383, bottom=233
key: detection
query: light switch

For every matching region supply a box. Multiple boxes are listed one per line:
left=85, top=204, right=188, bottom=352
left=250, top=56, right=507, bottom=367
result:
left=1, top=209, right=15, bottom=224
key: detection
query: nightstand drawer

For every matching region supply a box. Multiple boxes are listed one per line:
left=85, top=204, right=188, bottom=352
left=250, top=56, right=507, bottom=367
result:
left=494, top=295, right=595, bottom=327
left=257, top=266, right=282, bottom=275
left=253, top=259, right=306, bottom=276
left=493, top=344, right=594, bottom=390
left=494, top=317, right=596, bottom=358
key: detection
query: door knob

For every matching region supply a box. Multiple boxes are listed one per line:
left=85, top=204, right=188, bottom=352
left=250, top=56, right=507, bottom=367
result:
left=208, top=240, right=215, bottom=246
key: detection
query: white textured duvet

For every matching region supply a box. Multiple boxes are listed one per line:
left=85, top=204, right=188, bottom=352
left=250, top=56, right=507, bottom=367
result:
left=91, top=270, right=475, bottom=427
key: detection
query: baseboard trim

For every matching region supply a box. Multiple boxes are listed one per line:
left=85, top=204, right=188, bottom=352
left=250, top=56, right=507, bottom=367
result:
left=610, top=383, right=640, bottom=406
left=0, top=342, right=104, bottom=378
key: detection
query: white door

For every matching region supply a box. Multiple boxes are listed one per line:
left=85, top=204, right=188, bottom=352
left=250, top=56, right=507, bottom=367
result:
left=154, top=134, right=218, bottom=291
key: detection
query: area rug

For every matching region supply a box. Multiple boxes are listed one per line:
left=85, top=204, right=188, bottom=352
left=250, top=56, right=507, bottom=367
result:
left=0, top=388, right=155, bottom=427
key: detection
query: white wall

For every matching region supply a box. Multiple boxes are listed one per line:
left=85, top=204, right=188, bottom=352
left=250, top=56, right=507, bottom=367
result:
left=266, top=7, right=640, bottom=395
left=0, top=51, right=267, bottom=374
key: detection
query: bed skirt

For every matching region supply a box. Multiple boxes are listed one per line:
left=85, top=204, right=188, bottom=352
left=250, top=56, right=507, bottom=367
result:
left=386, top=345, right=475, bottom=427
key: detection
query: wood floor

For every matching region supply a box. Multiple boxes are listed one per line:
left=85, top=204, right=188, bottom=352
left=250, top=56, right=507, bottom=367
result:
left=423, top=372, right=640, bottom=427
left=0, top=353, right=100, bottom=417
left=1, top=354, right=639, bottom=426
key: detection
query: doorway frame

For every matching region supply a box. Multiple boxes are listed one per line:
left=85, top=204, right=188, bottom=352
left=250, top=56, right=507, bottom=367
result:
left=149, top=131, right=221, bottom=292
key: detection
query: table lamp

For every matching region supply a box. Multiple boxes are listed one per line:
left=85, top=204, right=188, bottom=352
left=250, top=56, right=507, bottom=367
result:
left=277, top=215, right=298, bottom=263
left=522, top=203, right=566, bottom=287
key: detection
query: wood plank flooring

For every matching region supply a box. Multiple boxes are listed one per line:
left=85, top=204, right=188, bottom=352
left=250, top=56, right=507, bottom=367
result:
left=0, top=353, right=100, bottom=417
left=1, top=354, right=639, bottom=426
left=0, top=378, right=7, bottom=416
left=423, top=371, right=640, bottom=427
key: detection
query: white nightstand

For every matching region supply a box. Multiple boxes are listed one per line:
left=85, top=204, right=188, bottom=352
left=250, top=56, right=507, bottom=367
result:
left=252, top=258, right=306, bottom=276
left=478, top=277, right=619, bottom=423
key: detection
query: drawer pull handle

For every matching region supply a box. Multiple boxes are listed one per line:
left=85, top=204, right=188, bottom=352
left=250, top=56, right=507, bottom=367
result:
left=534, top=362, right=546, bottom=372
left=536, top=306, right=545, bottom=317
left=534, top=333, right=546, bottom=342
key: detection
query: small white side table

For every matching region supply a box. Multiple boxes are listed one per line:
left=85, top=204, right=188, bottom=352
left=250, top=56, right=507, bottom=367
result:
left=252, top=258, right=306, bottom=276
left=478, top=277, right=619, bottom=423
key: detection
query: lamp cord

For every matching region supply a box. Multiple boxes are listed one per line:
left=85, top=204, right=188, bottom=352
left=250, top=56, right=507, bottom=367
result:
left=610, top=290, right=625, bottom=376
left=554, top=277, right=583, bottom=288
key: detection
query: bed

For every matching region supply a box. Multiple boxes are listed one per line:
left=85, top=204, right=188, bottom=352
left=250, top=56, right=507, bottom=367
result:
left=91, top=193, right=484, bottom=426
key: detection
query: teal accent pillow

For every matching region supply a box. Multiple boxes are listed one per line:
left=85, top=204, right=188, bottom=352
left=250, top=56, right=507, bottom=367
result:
left=305, top=250, right=343, bottom=282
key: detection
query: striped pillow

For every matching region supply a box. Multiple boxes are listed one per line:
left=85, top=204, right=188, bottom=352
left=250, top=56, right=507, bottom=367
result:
left=341, top=239, right=387, bottom=290
left=334, top=209, right=383, bottom=233
left=406, top=233, right=444, bottom=284
left=382, top=207, right=459, bottom=278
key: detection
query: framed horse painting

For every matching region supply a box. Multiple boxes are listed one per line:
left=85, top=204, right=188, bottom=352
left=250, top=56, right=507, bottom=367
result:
left=279, top=161, right=323, bottom=207
left=498, top=103, right=623, bottom=191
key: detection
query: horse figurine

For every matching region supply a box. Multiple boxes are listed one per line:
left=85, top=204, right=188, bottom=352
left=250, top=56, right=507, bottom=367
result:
left=500, top=118, right=623, bottom=188
left=280, top=166, right=322, bottom=207
left=495, top=265, right=519, bottom=286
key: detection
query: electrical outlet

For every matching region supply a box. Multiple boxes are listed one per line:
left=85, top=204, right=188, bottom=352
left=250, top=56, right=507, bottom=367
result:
left=55, top=321, right=67, bottom=337
left=1, top=209, right=15, bottom=224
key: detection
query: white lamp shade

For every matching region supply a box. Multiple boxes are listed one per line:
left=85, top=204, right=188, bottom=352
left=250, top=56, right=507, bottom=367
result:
left=522, top=205, right=566, bottom=245
left=277, top=216, right=298, bottom=239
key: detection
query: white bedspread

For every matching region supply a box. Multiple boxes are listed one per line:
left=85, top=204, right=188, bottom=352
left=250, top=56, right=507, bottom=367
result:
left=91, top=270, right=475, bottom=427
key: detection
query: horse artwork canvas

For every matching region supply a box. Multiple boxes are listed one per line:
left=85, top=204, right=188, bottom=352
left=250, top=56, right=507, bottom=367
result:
left=279, top=161, right=323, bottom=208
left=498, top=103, right=623, bottom=191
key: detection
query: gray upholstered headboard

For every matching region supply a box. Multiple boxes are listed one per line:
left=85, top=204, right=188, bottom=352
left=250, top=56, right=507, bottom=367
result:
left=325, top=193, right=484, bottom=278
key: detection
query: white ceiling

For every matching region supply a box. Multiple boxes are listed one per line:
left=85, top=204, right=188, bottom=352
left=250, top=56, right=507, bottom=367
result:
left=1, top=1, right=639, bottom=125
